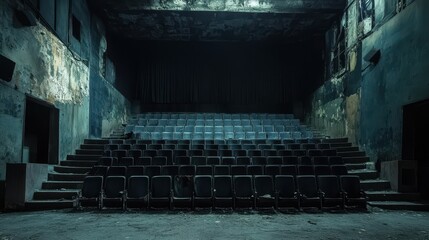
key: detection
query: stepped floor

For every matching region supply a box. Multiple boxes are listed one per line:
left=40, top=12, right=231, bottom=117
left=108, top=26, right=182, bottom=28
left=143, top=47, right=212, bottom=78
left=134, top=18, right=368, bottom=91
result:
left=0, top=210, right=428, bottom=240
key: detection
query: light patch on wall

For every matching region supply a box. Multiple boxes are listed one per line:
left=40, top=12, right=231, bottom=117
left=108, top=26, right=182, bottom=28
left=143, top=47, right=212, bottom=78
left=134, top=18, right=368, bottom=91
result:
left=32, top=24, right=89, bottom=104
left=349, top=49, right=357, bottom=72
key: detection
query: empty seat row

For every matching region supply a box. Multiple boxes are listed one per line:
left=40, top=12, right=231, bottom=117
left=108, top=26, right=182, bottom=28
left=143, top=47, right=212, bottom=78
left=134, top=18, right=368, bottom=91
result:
left=89, top=164, right=348, bottom=179
left=98, top=156, right=344, bottom=167
left=103, top=138, right=325, bottom=145
left=135, top=131, right=313, bottom=141
left=105, top=143, right=333, bottom=151
left=105, top=149, right=338, bottom=162
left=77, top=175, right=366, bottom=210
left=133, top=125, right=303, bottom=132
left=131, top=113, right=295, bottom=120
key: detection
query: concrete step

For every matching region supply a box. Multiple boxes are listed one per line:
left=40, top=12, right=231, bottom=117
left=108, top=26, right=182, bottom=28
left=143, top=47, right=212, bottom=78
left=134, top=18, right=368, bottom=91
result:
left=60, top=160, right=97, bottom=167
left=48, top=173, right=86, bottom=181
left=330, top=143, right=352, bottom=148
left=338, top=151, right=366, bottom=158
left=25, top=200, right=74, bottom=210
left=33, top=190, right=79, bottom=200
left=42, top=181, right=83, bottom=190
left=368, top=201, right=429, bottom=211
left=80, top=144, right=105, bottom=150
left=67, top=155, right=103, bottom=161
left=346, top=163, right=367, bottom=171
left=348, top=170, right=379, bottom=180
left=54, top=166, right=91, bottom=174
left=366, top=191, right=421, bottom=201
left=335, top=146, right=360, bottom=153
left=361, top=179, right=391, bottom=191
left=84, top=139, right=110, bottom=145
left=343, top=156, right=370, bottom=164
left=76, top=149, right=105, bottom=155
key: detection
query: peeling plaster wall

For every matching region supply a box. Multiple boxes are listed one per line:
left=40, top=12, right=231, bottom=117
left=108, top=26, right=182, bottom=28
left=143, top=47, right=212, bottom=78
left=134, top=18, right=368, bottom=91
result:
left=360, top=0, right=429, bottom=165
left=0, top=0, right=90, bottom=180
left=307, top=0, right=428, bottom=167
left=0, top=0, right=132, bottom=183
left=88, top=17, right=132, bottom=138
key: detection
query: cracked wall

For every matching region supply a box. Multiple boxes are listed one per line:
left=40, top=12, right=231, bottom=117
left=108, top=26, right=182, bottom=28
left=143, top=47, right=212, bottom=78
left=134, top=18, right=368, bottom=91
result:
left=0, top=0, right=132, bottom=184
left=306, top=0, right=429, bottom=168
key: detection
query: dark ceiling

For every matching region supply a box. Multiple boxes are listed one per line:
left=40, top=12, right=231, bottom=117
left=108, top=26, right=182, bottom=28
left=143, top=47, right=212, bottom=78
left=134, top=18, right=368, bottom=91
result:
left=89, top=0, right=346, bottom=42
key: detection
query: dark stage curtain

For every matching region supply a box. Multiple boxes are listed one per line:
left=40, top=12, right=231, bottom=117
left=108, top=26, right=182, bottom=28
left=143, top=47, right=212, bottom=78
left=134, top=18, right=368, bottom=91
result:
left=137, top=41, right=323, bottom=113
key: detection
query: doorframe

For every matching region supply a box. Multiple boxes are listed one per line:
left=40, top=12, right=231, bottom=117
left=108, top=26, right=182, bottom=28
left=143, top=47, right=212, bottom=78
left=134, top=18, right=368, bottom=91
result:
left=22, top=94, right=59, bottom=165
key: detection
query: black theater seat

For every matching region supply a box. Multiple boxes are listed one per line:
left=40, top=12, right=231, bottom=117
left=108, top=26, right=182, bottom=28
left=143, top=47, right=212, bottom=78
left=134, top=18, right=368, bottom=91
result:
left=254, top=175, right=275, bottom=209
left=233, top=175, right=254, bottom=209
left=340, top=175, right=367, bottom=209
left=150, top=176, right=172, bottom=209
left=275, top=175, right=299, bottom=209
left=126, top=176, right=149, bottom=209
left=172, top=176, right=194, bottom=209
left=213, top=175, right=234, bottom=209
left=77, top=176, right=103, bottom=209
left=297, top=175, right=322, bottom=209
left=317, top=175, right=344, bottom=209
left=194, top=175, right=213, bottom=208
left=231, top=165, right=247, bottom=176
left=196, top=165, right=213, bottom=175
left=103, top=176, right=126, bottom=209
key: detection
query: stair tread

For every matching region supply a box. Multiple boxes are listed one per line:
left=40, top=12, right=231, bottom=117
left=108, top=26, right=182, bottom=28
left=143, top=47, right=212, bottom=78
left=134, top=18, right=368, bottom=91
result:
left=366, top=191, right=420, bottom=195
left=368, top=201, right=429, bottom=206
left=361, top=179, right=390, bottom=183
left=349, top=169, right=377, bottom=173
left=36, top=189, right=79, bottom=193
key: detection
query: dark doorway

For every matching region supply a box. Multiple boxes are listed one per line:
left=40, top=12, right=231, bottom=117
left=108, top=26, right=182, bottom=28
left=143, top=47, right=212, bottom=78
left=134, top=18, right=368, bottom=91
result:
left=403, top=99, right=429, bottom=198
left=23, top=96, right=59, bottom=165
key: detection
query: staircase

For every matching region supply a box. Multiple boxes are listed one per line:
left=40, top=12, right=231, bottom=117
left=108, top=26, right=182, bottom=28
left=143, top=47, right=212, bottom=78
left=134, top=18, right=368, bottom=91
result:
left=25, top=129, right=124, bottom=211
left=328, top=138, right=429, bottom=211
left=25, top=133, right=429, bottom=211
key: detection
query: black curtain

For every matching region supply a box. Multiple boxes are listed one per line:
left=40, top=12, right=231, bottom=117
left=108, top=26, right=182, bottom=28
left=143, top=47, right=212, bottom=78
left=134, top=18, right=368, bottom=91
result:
left=137, top=41, right=323, bottom=113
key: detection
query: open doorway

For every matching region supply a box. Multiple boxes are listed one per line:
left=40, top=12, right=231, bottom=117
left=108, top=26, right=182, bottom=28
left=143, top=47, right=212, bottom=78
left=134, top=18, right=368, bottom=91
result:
left=403, top=99, right=429, bottom=198
left=23, top=96, right=59, bottom=165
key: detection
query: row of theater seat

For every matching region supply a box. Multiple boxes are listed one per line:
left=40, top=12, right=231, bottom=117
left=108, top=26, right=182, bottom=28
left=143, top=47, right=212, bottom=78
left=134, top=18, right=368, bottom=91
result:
left=131, top=112, right=295, bottom=119
left=104, top=149, right=338, bottom=164
left=97, top=156, right=345, bottom=167
left=89, top=165, right=349, bottom=180
left=103, top=139, right=326, bottom=145
left=105, top=143, right=335, bottom=151
left=77, top=174, right=366, bottom=210
left=132, top=125, right=303, bottom=132
left=135, top=132, right=313, bottom=141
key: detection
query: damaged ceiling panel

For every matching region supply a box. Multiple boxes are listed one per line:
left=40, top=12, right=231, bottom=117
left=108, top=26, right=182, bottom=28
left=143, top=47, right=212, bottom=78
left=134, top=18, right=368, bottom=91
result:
left=89, top=0, right=346, bottom=42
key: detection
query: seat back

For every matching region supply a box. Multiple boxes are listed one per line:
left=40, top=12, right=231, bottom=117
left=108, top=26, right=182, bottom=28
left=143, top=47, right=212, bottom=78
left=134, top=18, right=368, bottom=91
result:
left=82, top=176, right=103, bottom=198
left=331, top=165, right=348, bottom=176
left=151, top=176, right=172, bottom=198
left=196, top=166, right=213, bottom=175
left=179, top=165, right=196, bottom=176
left=105, top=176, right=126, bottom=198
left=275, top=175, right=295, bottom=198
left=236, top=157, right=251, bottom=165
left=214, top=165, right=230, bottom=175
left=161, top=165, right=179, bottom=177
left=315, top=165, right=331, bottom=176
left=252, top=157, right=267, bottom=165
left=207, top=157, right=221, bottom=165
left=247, top=165, right=264, bottom=175
left=222, top=157, right=236, bottom=165
left=144, top=166, right=161, bottom=178
left=191, top=156, right=206, bottom=165
left=176, top=156, right=191, bottom=165
left=313, top=156, right=329, bottom=165
left=126, top=166, right=145, bottom=179
left=194, top=175, right=213, bottom=197
left=267, top=157, right=282, bottom=165
left=298, top=165, right=315, bottom=175
left=234, top=176, right=253, bottom=197
left=340, top=175, right=362, bottom=198
left=89, top=166, right=108, bottom=178
left=317, top=175, right=341, bottom=198
left=214, top=176, right=233, bottom=197
left=297, top=176, right=318, bottom=198
left=173, top=176, right=194, bottom=198
left=107, top=166, right=127, bottom=177
left=128, top=176, right=149, bottom=198
left=254, top=175, right=274, bottom=196
left=231, top=165, right=247, bottom=175
left=135, top=157, right=151, bottom=166
left=264, top=165, right=280, bottom=176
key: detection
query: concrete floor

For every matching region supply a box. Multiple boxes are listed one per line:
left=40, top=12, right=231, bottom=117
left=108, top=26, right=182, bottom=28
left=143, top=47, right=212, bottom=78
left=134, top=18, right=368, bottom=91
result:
left=0, top=209, right=428, bottom=240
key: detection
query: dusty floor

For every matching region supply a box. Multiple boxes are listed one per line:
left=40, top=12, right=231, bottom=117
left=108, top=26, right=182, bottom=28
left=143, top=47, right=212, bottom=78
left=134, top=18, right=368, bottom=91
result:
left=0, top=208, right=428, bottom=240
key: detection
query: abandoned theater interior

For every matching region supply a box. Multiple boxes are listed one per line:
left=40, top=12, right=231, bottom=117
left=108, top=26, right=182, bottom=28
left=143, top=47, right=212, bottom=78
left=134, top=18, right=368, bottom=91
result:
left=0, top=0, right=429, bottom=239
